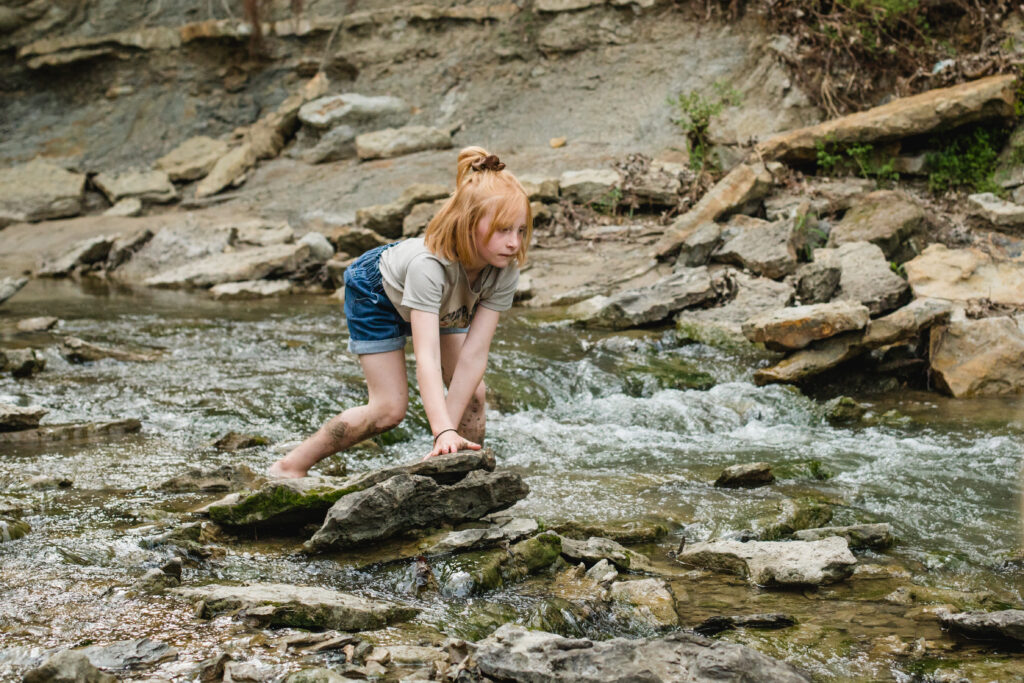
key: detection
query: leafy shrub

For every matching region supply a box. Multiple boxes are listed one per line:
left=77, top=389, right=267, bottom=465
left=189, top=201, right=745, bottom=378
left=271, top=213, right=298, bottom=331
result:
left=669, top=81, right=741, bottom=173
left=926, top=126, right=1007, bottom=195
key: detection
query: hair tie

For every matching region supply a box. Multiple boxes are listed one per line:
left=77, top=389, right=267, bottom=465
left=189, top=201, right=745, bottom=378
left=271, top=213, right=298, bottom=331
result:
left=471, top=154, right=505, bottom=173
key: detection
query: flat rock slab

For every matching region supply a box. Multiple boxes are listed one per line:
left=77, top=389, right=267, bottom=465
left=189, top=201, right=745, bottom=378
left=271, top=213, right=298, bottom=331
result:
left=426, top=517, right=539, bottom=554
left=827, top=190, right=926, bottom=262
left=155, top=136, right=230, bottom=182
left=473, top=624, right=811, bottom=682
left=307, top=469, right=529, bottom=551
left=174, top=583, right=417, bottom=631
left=742, top=301, right=870, bottom=351
left=757, top=74, right=1016, bottom=162
left=753, top=332, right=864, bottom=385
left=793, top=523, right=894, bottom=549
left=576, top=266, right=722, bottom=329
left=558, top=536, right=654, bottom=572
left=676, top=271, right=794, bottom=348
left=939, top=609, right=1024, bottom=643
left=712, top=215, right=797, bottom=280
left=356, top=125, right=451, bottom=161
left=210, top=280, right=294, bottom=300
left=208, top=450, right=497, bottom=528
left=827, top=241, right=910, bottom=316
left=715, top=462, right=774, bottom=488
left=144, top=242, right=314, bottom=289
left=23, top=650, right=115, bottom=683
left=0, top=419, right=141, bottom=445
left=0, top=160, right=86, bottom=227
left=80, top=638, right=177, bottom=671
left=609, top=578, right=679, bottom=627
left=59, top=336, right=163, bottom=363
left=298, top=93, right=409, bottom=131
left=93, top=170, right=177, bottom=204
left=967, top=192, right=1024, bottom=229
left=157, top=464, right=261, bottom=493
left=0, top=404, right=47, bottom=432
left=678, top=537, right=856, bottom=586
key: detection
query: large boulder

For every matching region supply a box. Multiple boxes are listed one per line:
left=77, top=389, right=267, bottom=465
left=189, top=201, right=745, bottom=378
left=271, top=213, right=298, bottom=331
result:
left=306, top=469, right=529, bottom=551
left=472, top=624, right=811, bottom=682
left=112, top=219, right=236, bottom=283
left=904, top=243, right=1024, bottom=306
left=712, top=215, right=798, bottom=279
left=574, top=266, right=723, bottom=329
left=207, top=451, right=497, bottom=528
left=827, top=190, right=927, bottom=262
left=753, top=332, right=863, bottom=385
left=173, top=583, right=417, bottom=631
left=824, top=241, right=910, bottom=315
left=655, top=161, right=778, bottom=259
left=143, top=242, right=316, bottom=289
left=0, top=160, right=86, bottom=227
left=298, top=93, right=409, bottom=132
left=93, top=170, right=177, bottom=204
left=929, top=311, right=1024, bottom=397
left=355, top=126, right=452, bottom=161
left=678, top=537, right=857, bottom=586
left=757, top=74, right=1016, bottom=162
left=742, top=300, right=870, bottom=351
left=861, top=297, right=953, bottom=346
left=155, top=136, right=230, bottom=181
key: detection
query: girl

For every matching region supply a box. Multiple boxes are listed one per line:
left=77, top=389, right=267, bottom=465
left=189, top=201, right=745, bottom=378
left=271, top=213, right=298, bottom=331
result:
left=268, top=147, right=532, bottom=477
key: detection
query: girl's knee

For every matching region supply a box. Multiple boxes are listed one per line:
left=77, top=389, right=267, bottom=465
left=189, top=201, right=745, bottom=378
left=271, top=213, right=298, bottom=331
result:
left=374, top=400, right=407, bottom=431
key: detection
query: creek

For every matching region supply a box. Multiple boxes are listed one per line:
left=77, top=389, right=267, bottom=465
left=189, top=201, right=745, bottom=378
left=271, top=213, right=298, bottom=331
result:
left=1, top=280, right=1022, bottom=681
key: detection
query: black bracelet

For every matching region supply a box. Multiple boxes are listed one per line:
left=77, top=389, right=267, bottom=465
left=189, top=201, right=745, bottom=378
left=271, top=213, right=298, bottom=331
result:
left=433, top=428, right=458, bottom=444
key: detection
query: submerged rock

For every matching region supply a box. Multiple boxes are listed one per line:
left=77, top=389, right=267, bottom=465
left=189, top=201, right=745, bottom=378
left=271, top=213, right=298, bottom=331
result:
left=3, top=348, right=46, bottom=378
left=714, top=462, right=774, bottom=488
left=694, top=613, right=798, bottom=636
left=22, top=650, right=115, bottom=683
left=549, top=520, right=669, bottom=545
left=307, top=469, right=529, bottom=551
left=823, top=396, right=867, bottom=424
left=0, top=418, right=141, bottom=444
left=678, top=537, right=857, bottom=586
left=209, top=451, right=497, bottom=529
left=59, top=336, right=163, bottom=363
left=939, top=609, right=1024, bottom=643
left=793, top=523, right=895, bottom=549
left=472, top=624, right=811, bottom=682
left=158, top=464, right=261, bottom=493
left=174, top=583, right=417, bottom=631
left=212, top=432, right=270, bottom=452
left=426, top=517, right=539, bottom=555
left=463, top=534, right=565, bottom=594
left=609, top=578, right=679, bottom=628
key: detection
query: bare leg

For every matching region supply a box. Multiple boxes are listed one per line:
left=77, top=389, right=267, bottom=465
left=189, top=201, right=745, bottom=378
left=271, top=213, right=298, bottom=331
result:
left=440, top=333, right=486, bottom=445
left=268, top=350, right=409, bottom=477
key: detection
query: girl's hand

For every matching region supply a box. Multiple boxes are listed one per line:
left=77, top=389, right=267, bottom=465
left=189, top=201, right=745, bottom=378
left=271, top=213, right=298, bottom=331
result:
left=425, top=430, right=481, bottom=459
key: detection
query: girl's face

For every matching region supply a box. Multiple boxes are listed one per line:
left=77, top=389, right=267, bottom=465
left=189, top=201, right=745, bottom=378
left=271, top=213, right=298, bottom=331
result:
left=473, top=203, right=527, bottom=270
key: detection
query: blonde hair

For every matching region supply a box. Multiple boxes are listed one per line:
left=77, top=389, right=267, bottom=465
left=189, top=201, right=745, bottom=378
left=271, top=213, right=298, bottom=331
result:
left=424, top=146, right=532, bottom=268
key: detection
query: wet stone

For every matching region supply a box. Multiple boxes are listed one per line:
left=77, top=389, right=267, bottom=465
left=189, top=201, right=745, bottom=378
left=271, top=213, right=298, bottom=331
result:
left=4, top=348, right=46, bottom=378
left=472, top=624, right=811, bottom=682
left=22, top=650, right=115, bottom=683
left=426, top=517, right=539, bottom=554
left=824, top=396, right=867, bottom=424
left=715, top=462, right=774, bottom=488
left=939, top=609, right=1024, bottom=643
left=792, top=523, right=895, bottom=549
left=17, top=316, right=59, bottom=332
left=80, top=637, right=178, bottom=671
left=0, top=277, right=28, bottom=307
left=0, top=516, right=31, bottom=542
left=549, top=520, right=669, bottom=545
left=678, top=537, right=857, bottom=586
left=26, top=474, right=73, bottom=489
left=0, top=403, right=47, bottom=432
left=158, top=464, right=261, bottom=492
left=558, top=536, right=654, bottom=572
left=173, top=583, right=418, bottom=631
left=609, top=578, right=679, bottom=628
left=59, top=336, right=163, bottom=363
left=0, top=418, right=142, bottom=444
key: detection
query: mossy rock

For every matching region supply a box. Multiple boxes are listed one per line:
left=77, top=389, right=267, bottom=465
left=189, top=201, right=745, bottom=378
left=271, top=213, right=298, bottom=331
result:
left=486, top=372, right=552, bottom=413
left=0, top=516, right=30, bottom=542
left=526, top=596, right=589, bottom=636
left=823, top=396, right=867, bottom=424
left=675, top=317, right=751, bottom=349
left=773, top=460, right=835, bottom=481
left=207, top=478, right=362, bottom=528
left=446, top=601, right=519, bottom=641
left=885, top=584, right=1015, bottom=612
left=466, top=533, right=563, bottom=593
left=753, top=497, right=834, bottom=541
left=620, top=357, right=715, bottom=396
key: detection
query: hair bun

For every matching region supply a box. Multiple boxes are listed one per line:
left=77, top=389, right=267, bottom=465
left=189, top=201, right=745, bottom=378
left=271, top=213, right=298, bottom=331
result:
left=470, top=154, right=505, bottom=173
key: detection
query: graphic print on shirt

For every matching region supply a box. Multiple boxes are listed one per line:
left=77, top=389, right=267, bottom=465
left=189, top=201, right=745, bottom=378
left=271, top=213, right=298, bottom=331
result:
left=440, top=304, right=473, bottom=329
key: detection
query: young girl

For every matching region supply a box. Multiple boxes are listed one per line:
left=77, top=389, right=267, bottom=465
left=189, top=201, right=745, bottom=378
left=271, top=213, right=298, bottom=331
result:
left=268, top=147, right=532, bottom=477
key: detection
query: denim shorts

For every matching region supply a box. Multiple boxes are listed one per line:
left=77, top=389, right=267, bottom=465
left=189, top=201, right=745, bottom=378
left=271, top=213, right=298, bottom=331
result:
left=344, top=243, right=468, bottom=355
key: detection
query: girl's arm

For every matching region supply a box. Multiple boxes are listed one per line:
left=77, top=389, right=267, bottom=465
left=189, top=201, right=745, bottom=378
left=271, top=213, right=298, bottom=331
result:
left=410, top=310, right=457, bottom=438
left=444, top=306, right=500, bottom=428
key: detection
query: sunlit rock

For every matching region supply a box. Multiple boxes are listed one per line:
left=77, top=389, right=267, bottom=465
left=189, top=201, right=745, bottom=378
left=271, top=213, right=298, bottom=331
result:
left=59, top=336, right=164, bottom=363
left=742, top=301, right=870, bottom=351
left=157, top=464, right=261, bottom=493
left=22, top=650, right=114, bottom=683
left=574, top=267, right=722, bottom=330
left=174, top=583, right=418, bottom=631
left=155, top=136, right=230, bottom=182
left=558, top=169, right=622, bottom=204
left=472, top=624, right=811, bottom=682
left=712, top=215, right=798, bottom=280
left=17, top=316, right=59, bottom=332
left=558, top=536, right=654, bottom=572
left=904, top=243, right=1024, bottom=306
left=0, top=160, right=86, bottom=227
left=609, top=578, right=679, bottom=628
left=939, top=609, right=1024, bottom=644
left=355, top=125, right=452, bottom=161
left=678, top=537, right=856, bottom=586
left=0, top=516, right=30, bottom=542
left=298, top=93, right=409, bottom=132
left=144, top=242, right=316, bottom=289
left=0, top=418, right=141, bottom=445
left=714, top=462, right=774, bottom=489
left=0, top=403, right=47, bottom=432
left=80, top=638, right=178, bottom=671
left=828, top=190, right=927, bottom=262
left=210, top=280, right=294, bottom=300
left=93, top=170, right=177, bottom=205
left=929, top=310, right=1024, bottom=397
left=676, top=270, right=794, bottom=348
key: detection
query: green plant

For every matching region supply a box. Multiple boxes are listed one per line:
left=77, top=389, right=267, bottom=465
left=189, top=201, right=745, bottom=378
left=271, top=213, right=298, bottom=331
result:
left=668, top=81, right=742, bottom=173
left=926, top=126, right=1007, bottom=195
left=889, top=261, right=906, bottom=277
left=591, top=187, right=623, bottom=215
left=815, top=137, right=899, bottom=186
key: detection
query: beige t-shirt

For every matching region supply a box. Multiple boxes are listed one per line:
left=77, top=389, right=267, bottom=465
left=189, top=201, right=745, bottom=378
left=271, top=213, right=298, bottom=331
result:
left=378, top=237, right=519, bottom=328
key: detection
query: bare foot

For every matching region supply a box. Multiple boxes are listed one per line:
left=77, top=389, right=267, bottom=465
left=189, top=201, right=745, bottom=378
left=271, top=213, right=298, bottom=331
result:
left=266, top=460, right=307, bottom=479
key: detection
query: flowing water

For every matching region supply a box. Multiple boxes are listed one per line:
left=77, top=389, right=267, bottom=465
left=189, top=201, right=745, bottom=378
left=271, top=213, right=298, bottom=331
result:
left=1, top=280, right=1022, bottom=681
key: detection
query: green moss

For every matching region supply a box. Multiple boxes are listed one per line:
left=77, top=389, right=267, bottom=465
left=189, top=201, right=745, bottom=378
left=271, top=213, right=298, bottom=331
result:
left=621, top=357, right=715, bottom=396
left=774, top=460, right=835, bottom=481
left=927, top=125, right=1008, bottom=195
left=208, top=483, right=362, bottom=527
left=467, top=534, right=563, bottom=593
left=757, top=498, right=833, bottom=540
